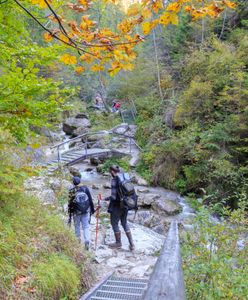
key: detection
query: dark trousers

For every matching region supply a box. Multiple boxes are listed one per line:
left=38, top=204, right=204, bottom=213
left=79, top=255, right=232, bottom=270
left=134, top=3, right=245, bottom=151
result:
left=110, top=208, right=130, bottom=233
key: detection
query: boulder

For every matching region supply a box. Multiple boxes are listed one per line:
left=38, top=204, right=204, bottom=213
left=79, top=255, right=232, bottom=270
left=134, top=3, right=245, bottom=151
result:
left=111, top=123, right=129, bottom=135
left=139, top=193, right=161, bottom=207
left=131, top=174, right=148, bottom=186
left=72, top=126, right=89, bottom=137
left=103, top=183, right=111, bottom=189
left=75, top=113, right=89, bottom=119
left=152, top=198, right=182, bottom=216
left=63, top=116, right=91, bottom=136
left=90, top=157, right=100, bottom=166
left=68, top=166, right=81, bottom=178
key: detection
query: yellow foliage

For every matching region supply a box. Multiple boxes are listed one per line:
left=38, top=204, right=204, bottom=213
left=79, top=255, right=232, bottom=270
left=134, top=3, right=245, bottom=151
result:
left=31, top=0, right=48, bottom=8
left=151, top=0, right=163, bottom=13
left=142, top=20, right=158, bottom=35
left=91, top=64, right=104, bottom=72
left=43, top=32, right=53, bottom=42
left=127, top=3, right=141, bottom=17
left=75, top=66, right=85, bottom=74
left=166, top=2, right=181, bottom=13
left=60, top=54, right=77, bottom=65
left=80, top=53, right=95, bottom=63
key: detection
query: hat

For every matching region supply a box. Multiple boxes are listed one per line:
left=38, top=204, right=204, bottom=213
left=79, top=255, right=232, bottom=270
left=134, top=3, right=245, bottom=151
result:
left=73, top=176, right=81, bottom=186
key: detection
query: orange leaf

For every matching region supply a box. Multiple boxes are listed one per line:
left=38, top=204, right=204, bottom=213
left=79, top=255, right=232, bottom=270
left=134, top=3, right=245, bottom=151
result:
left=60, top=54, right=77, bottom=65
left=43, top=32, right=53, bottom=42
left=75, top=66, right=85, bottom=74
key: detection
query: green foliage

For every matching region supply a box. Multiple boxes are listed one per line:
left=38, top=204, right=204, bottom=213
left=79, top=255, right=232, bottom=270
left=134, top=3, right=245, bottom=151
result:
left=32, top=254, right=80, bottom=300
left=89, top=112, right=121, bottom=131
left=101, top=158, right=130, bottom=173
left=182, top=205, right=248, bottom=299
left=0, top=196, right=92, bottom=299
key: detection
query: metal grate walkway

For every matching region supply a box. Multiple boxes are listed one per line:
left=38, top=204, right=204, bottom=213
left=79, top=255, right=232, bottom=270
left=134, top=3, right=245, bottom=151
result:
left=84, top=276, right=148, bottom=300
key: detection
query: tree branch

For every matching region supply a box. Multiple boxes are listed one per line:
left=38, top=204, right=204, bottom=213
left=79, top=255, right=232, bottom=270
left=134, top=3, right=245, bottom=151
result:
left=14, top=0, right=96, bottom=57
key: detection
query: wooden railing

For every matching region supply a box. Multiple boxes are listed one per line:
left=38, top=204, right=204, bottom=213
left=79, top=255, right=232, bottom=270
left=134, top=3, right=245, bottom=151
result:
left=142, top=221, right=186, bottom=300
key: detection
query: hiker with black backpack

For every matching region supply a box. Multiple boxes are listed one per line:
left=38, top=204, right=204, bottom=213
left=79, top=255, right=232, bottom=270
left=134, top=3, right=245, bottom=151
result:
left=68, top=176, right=95, bottom=250
left=104, top=165, right=138, bottom=251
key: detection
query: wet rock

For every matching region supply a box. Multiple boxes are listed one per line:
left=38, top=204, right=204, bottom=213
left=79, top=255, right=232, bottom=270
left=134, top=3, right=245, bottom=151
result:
left=92, top=184, right=100, bottom=190
left=85, top=167, right=94, bottom=172
left=90, top=157, right=100, bottom=166
left=106, top=257, right=135, bottom=269
left=68, top=166, right=81, bottom=178
left=137, top=188, right=150, bottom=194
left=152, top=198, right=182, bottom=216
left=111, top=123, right=129, bottom=135
left=103, top=183, right=111, bottom=189
left=63, top=116, right=91, bottom=136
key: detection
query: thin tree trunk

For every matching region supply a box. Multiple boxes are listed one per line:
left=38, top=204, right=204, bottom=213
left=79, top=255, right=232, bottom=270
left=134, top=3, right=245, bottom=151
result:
left=152, top=29, right=163, bottom=101
left=201, top=0, right=205, bottom=43
left=98, top=71, right=110, bottom=112
left=219, top=10, right=227, bottom=40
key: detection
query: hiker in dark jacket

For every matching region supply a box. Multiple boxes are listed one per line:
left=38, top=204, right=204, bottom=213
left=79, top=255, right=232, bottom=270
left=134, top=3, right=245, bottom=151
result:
left=104, top=165, right=135, bottom=250
left=68, top=176, right=95, bottom=250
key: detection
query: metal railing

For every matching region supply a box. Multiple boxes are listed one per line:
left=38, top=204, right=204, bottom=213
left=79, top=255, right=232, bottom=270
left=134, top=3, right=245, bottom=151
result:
left=51, top=130, right=142, bottom=167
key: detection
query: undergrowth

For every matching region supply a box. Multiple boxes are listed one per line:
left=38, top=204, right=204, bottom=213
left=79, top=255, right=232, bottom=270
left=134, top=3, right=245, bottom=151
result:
left=0, top=195, right=92, bottom=300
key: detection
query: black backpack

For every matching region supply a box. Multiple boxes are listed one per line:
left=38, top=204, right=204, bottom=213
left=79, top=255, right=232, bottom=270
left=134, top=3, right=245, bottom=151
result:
left=72, top=187, right=90, bottom=213
left=118, top=173, right=138, bottom=211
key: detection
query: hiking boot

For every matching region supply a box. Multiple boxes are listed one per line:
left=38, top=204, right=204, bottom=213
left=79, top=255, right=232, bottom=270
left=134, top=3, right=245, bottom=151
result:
left=126, top=231, right=135, bottom=251
left=109, top=232, right=122, bottom=249
left=85, top=241, right=90, bottom=250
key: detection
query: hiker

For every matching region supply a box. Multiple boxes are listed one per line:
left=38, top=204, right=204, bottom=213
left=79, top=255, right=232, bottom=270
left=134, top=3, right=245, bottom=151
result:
left=104, top=165, right=136, bottom=251
left=112, top=100, right=121, bottom=113
left=68, top=176, right=95, bottom=250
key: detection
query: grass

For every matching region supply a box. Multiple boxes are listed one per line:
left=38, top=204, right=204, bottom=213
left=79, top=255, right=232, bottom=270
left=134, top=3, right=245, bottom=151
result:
left=0, top=194, right=92, bottom=299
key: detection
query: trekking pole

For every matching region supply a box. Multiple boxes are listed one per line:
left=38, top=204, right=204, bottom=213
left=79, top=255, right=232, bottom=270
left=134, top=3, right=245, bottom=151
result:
left=95, top=193, right=102, bottom=250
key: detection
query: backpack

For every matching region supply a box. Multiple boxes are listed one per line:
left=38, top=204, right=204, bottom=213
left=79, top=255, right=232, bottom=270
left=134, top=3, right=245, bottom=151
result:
left=73, top=187, right=90, bottom=214
left=118, top=173, right=138, bottom=211
left=118, top=173, right=135, bottom=196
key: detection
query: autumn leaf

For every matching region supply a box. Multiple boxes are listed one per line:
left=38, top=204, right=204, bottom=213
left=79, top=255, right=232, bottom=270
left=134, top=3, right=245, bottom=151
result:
left=31, top=0, right=49, bottom=9
left=142, top=20, right=158, bottom=35
left=43, top=32, right=53, bottom=42
left=75, top=66, right=85, bottom=74
left=15, top=275, right=29, bottom=286
left=60, top=54, right=77, bottom=65
left=151, top=0, right=163, bottom=13
left=222, top=0, right=236, bottom=9
left=91, top=64, right=104, bottom=72
left=127, top=3, right=141, bottom=17
left=166, top=2, right=181, bottom=13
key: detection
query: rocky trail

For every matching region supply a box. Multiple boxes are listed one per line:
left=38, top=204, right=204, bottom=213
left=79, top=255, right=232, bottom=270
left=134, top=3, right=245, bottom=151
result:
left=25, top=116, right=196, bottom=291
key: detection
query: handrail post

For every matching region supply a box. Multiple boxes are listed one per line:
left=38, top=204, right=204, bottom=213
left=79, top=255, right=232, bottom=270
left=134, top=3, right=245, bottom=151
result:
left=57, top=146, right=61, bottom=167
left=85, top=136, right=88, bottom=156
left=129, top=137, right=132, bottom=154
